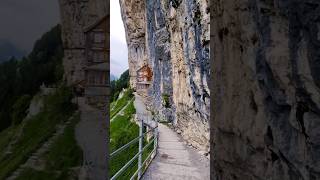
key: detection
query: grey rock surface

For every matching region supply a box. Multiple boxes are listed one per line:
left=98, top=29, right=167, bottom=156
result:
left=120, top=0, right=210, bottom=152
left=58, top=0, right=108, bottom=85
left=211, top=0, right=320, bottom=179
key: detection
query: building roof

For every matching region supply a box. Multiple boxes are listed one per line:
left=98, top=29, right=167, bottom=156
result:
left=137, top=64, right=152, bottom=72
left=84, top=15, right=109, bottom=33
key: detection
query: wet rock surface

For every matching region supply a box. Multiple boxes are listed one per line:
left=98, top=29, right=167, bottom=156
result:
left=211, top=0, right=320, bottom=179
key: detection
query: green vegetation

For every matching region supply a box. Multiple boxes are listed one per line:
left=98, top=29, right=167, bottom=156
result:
left=0, top=85, right=76, bottom=179
left=110, top=90, right=155, bottom=179
left=110, top=69, right=130, bottom=102
left=0, top=24, right=82, bottom=179
left=16, top=113, right=82, bottom=180
left=110, top=99, right=138, bottom=179
left=16, top=168, right=62, bottom=180
left=110, top=88, right=134, bottom=119
left=44, top=113, right=82, bottom=172
left=0, top=24, right=63, bottom=131
left=12, top=95, right=32, bottom=125
left=162, top=93, right=171, bottom=108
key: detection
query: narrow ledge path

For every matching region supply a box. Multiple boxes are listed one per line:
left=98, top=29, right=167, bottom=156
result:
left=134, top=94, right=209, bottom=180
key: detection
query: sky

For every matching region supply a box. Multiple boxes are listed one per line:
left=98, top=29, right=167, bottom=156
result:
left=0, top=0, right=128, bottom=77
left=0, top=0, right=60, bottom=53
left=110, top=0, right=128, bottom=77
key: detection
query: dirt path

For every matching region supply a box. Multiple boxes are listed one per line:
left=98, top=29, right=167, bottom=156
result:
left=134, top=94, right=209, bottom=180
left=76, top=97, right=107, bottom=180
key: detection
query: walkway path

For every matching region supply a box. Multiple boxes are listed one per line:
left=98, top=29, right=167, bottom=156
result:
left=142, top=123, right=209, bottom=180
left=134, top=94, right=209, bottom=180
left=76, top=97, right=107, bottom=180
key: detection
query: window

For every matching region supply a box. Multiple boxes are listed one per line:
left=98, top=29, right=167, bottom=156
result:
left=93, top=51, right=104, bottom=62
left=94, top=32, right=105, bottom=43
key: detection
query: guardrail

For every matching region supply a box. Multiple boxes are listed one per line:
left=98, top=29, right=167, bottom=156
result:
left=110, top=120, right=158, bottom=180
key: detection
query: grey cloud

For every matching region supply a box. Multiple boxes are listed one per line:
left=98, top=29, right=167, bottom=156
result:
left=0, top=0, right=60, bottom=53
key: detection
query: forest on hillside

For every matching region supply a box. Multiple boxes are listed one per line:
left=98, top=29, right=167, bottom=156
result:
left=110, top=69, right=130, bottom=102
left=0, top=25, right=64, bottom=131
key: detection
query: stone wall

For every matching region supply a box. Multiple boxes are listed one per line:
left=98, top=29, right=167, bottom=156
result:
left=211, top=0, right=320, bottom=179
left=120, top=0, right=210, bottom=151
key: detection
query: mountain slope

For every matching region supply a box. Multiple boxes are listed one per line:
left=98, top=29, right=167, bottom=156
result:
left=0, top=40, right=25, bottom=63
left=0, top=24, right=63, bottom=131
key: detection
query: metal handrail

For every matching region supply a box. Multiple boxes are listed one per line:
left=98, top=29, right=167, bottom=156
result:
left=110, top=126, right=157, bottom=158
left=111, top=138, right=155, bottom=180
left=110, top=122, right=158, bottom=180
left=130, top=147, right=156, bottom=180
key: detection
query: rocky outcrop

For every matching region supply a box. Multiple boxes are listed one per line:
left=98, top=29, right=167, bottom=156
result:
left=211, top=0, right=320, bottom=179
left=120, top=0, right=210, bottom=151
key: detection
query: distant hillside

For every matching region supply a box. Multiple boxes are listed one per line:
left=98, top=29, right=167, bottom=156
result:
left=0, top=40, right=25, bottom=63
left=0, top=25, right=63, bottom=131
left=111, top=74, right=118, bottom=81
left=110, top=69, right=130, bottom=102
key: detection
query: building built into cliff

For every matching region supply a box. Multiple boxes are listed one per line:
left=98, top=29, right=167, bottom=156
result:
left=136, top=64, right=152, bottom=95
left=84, top=15, right=109, bottom=106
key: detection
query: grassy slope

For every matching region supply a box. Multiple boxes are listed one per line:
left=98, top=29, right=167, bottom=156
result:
left=0, top=86, right=78, bottom=179
left=110, top=89, right=134, bottom=119
left=16, top=113, right=83, bottom=180
left=110, top=92, right=154, bottom=179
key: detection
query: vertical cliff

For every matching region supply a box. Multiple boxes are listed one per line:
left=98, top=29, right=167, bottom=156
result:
left=120, top=0, right=210, bottom=151
left=59, top=0, right=108, bottom=86
left=211, top=0, right=320, bottom=179
left=58, top=1, right=109, bottom=180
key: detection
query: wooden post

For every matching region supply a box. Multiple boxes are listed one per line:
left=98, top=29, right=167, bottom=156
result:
left=138, top=119, right=143, bottom=179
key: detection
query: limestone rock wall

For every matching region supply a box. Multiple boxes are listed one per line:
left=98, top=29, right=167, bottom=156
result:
left=59, top=0, right=108, bottom=85
left=58, top=1, right=109, bottom=180
left=120, top=0, right=210, bottom=151
left=119, top=0, right=146, bottom=88
left=211, top=0, right=320, bottom=179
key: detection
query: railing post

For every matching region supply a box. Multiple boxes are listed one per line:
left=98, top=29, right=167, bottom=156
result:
left=138, top=120, right=143, bottom=179
left=154, top=122, right=158, bottom=156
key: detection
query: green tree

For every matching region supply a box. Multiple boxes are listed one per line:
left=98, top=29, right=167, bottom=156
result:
left=0, top=24, right=64, bottom=131
left=12, top=95, right=32, bottom=125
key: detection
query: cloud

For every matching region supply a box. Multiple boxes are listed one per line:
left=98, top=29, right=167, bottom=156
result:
left=110, top=0, right=128, bottom=76
left=111, top=37, right=128, bottom=76
left=0, top=0, right=60, bottom=53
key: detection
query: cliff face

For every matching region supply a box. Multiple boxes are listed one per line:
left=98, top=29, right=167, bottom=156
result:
left=59, top=0, right=108, bottom=85
left=211, top=0, right=320, bottom=179
left=120, top=0, right=210, bottom=151
left=58, top=1, right=109, bottom=179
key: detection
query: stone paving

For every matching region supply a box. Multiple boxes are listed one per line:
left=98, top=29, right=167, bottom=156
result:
left=134, top=94, right=210, bottom=180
